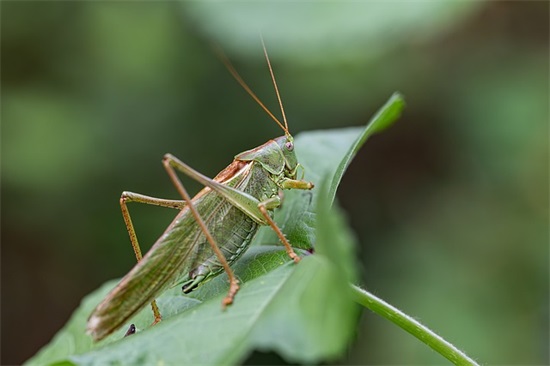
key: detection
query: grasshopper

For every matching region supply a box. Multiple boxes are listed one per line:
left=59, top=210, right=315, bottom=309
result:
left=87, top=43, right=314, bottom=342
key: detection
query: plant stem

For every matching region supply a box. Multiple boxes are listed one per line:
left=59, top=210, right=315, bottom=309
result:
left=350, top=285, right=480, bottom=366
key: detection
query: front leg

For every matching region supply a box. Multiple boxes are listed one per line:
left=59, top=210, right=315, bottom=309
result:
left=281, top=178, right=314, bottom=190
left=257, top=194, right=301, bottom=263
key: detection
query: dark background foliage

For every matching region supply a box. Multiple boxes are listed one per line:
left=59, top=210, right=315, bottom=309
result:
left=2, top=2, right=548, bottom=364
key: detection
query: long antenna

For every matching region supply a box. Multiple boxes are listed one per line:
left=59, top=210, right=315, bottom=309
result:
left=214, top=44, right=289, bottom=135
left=260, top=36, right=289, bottom=134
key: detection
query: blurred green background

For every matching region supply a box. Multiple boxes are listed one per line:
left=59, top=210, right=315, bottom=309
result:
left=1, top=1, right=548, bottom=364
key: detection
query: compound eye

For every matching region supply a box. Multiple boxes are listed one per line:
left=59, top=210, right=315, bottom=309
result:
left=285, top=141, right=294, bottom=151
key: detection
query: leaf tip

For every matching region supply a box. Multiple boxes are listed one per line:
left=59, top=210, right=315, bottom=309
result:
left=370, top=92, right=406, bottom=134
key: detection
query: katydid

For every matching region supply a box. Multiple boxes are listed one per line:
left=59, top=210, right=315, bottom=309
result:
left=87, top=44, right=314, bottom=342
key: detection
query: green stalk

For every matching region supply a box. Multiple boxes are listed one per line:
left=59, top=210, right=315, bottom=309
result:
left=351, top=285, right=480, bottom=366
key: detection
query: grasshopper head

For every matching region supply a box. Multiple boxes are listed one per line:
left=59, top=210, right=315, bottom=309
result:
left=236, top=134, right=313, bottom=190
left=235, top=134, right=298, bottom=179
left=274, top=135, right=299, bottom=179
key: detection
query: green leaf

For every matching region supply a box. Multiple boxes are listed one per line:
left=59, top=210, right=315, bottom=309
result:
left=316, top=179, right=358, bottom=285
left=26, top=93, right=405, bottom=366
left=256, top=92, right=405, bottom=249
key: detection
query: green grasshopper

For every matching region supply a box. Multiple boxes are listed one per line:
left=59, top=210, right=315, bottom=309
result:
left=87, top=44, right=314, bottom=342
